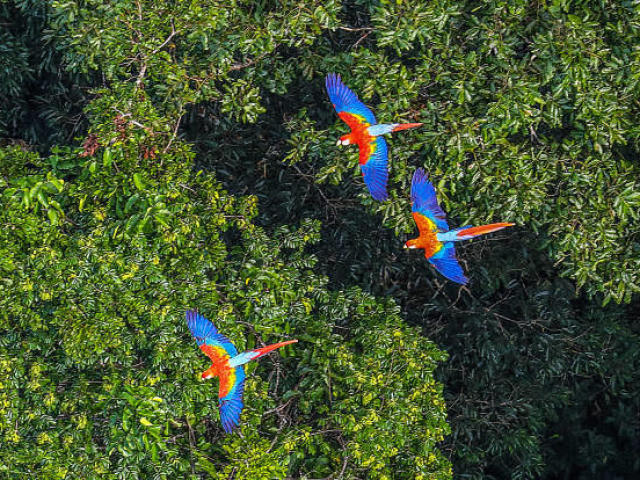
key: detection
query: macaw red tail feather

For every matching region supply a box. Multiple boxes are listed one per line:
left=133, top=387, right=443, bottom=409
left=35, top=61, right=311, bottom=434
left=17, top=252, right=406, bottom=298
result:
left=392, top=122, right=423, bottom=132
left=252, top=339, right=298, bottom=359
left=457, top=223, right=514, bottom=238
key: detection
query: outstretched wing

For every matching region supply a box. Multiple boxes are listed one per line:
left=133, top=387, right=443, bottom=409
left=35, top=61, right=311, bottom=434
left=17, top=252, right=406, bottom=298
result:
left=326, top=73, right=377, bottom=129
left=428, top=243, right=468, bottom=285
left=186, top=310, right=238, bottom=362
left=218, top=365, right=246, bottom=433
left=360, top=137, right=389, bottom=201
left=411, top=168, right=449, bottom=233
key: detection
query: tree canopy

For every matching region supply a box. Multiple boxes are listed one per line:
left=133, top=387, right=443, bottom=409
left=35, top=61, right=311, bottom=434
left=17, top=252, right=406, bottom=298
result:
left=1, top=0, right=639, bottom=479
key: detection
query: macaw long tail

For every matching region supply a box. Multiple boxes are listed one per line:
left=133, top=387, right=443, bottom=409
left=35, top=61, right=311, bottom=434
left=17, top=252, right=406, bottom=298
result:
left=455, top=222, right=514, bottom=239
left=230, top=339, right=298, bottom=367
left=252, top=339, right=298, bottom=359
left=391, top=122, right=423, bottom=132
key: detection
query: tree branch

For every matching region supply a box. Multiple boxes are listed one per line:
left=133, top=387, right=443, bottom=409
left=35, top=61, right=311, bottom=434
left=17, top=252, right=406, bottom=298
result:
left=151, top=20, right=177, bottom=56
left=229, top=48, right=275, bottom=71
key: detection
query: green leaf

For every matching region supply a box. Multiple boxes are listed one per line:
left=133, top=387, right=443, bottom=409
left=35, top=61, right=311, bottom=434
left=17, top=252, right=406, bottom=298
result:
left=133, top=173, right=144, bottom=191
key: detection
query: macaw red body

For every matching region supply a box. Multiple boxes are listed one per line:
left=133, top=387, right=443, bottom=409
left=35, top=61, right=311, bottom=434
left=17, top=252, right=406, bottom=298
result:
left=410, top=212, right=445, bottom=259
left=338, top=112, right=375, bottom=166
left=326, top=73, right=422, bottom=201
left=186, top=310, right=297, bottom=433
left=405, top=169, right=514, bottom=284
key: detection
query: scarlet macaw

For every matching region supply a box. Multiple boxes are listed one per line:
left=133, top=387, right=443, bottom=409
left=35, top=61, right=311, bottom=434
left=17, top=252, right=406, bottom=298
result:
left=325, top=73, right=422, bottom=201
left=405, top=168, right=514, bottom=284
left=186, top=310, right=297, bottom=433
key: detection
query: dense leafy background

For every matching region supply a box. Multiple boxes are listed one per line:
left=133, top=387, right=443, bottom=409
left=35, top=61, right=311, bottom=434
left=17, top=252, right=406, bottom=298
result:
left=1, top=0, right=639, bottom=479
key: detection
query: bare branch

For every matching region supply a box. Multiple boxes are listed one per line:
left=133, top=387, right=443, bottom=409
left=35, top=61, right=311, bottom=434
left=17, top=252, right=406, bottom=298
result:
left=229, top=48, right=275, bottom=71
left=353, top=32, right=371, bottom=49
left=338, top=26, right=373, bottom=32
left=135, top=62, right=147, bottom=89
left=151, top=20, right=177, bottom=56
left=111, top=108, right=153, bottom=133
left=163, top=109, right=183, bottom=153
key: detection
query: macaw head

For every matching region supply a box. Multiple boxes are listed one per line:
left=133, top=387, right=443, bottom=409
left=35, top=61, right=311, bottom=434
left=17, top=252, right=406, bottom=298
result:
left=337, top=134, right=351, bottom=146
left=201, top=364, right=218, bottom=380
left=404, top=239, right=419, bottom=249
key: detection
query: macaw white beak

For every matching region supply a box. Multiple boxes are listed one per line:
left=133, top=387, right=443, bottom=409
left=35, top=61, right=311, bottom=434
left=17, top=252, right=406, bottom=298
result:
left=336, top=139, right=342, bottom=146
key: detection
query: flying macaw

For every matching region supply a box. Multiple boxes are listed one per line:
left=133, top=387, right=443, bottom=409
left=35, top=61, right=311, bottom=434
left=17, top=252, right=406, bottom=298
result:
left=186, top=310, right=297, bottom=433
left=405, top=168, right=514, bottom=284
left=325, top=73, right=422, bottom=201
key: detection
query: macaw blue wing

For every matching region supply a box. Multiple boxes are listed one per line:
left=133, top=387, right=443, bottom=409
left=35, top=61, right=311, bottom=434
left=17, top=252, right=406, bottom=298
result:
left=411, top=168, right=449, bottom=232
left=428, top=243, right=468, bottom=285
left=360, top=136, right=389, bottom=201
left=326, top=73, right=377, bottom=126
left=186, top=310, right=238, bottom=358
left=218, top=366, right=246, bottom=433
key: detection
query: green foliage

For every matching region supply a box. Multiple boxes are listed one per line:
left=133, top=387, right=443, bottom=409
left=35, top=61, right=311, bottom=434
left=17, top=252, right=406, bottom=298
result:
left=307, top=291, right=451, bottom=478
left=2, top=0, right=640, bottom=478
left=0, top=139, right=450, bottom=478
left=285, top=0, right=640, bottom=304
left=404, top=241, right=640, bottom=479
left=0, top=1, right=89, bottom=146
left=0, top=2, right=451, bottom=474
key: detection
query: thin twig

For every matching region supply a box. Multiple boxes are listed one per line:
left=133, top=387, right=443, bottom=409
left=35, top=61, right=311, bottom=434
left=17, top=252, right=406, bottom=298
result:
left=290, top=163, right=339, bottom=221
left=163, top=110, right=183, bottom=153
left=111, top=108, right=153, bottom=132
left=178, top=183, right=197, bottom=193
left=353, top=32, right=371, bottom=49
left=135, top=63, right=147, bottom=89
left=185, top=416, right=196, bottom=475
left=151, top=20, right=177, bottom=56
left=337, top=456, right=349, bottom=479
left=135, top=0, right=143, bottom=21
left=338, top=26, right=373, bottom=32
left=229, top=48, right=275, bottom=71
